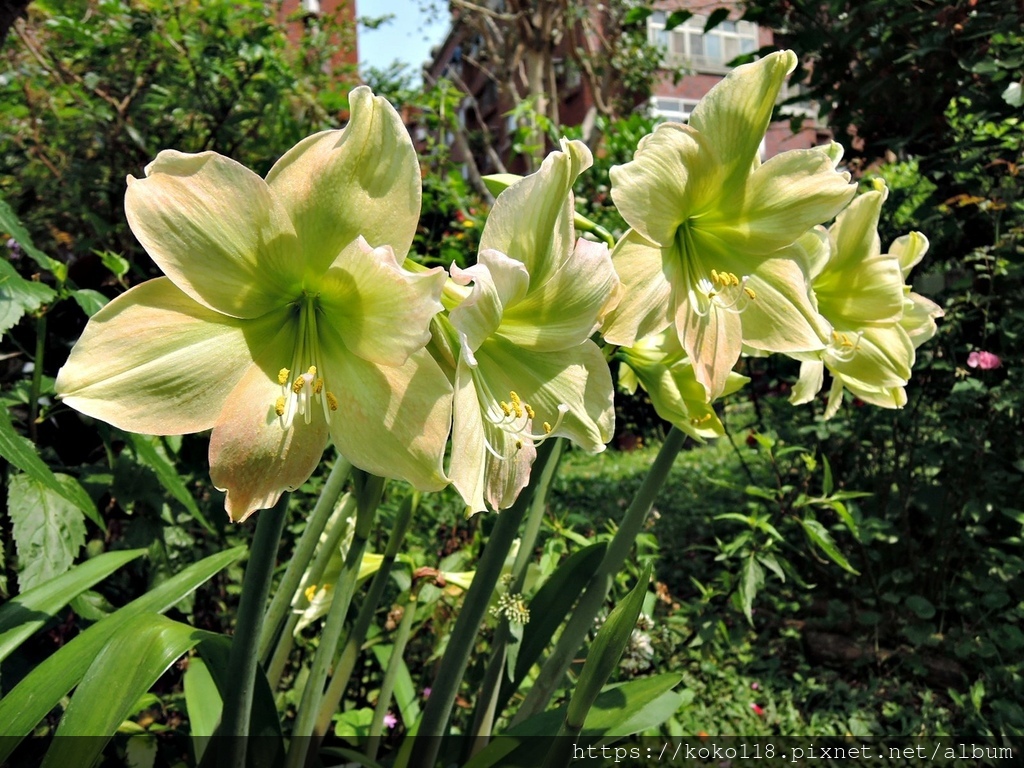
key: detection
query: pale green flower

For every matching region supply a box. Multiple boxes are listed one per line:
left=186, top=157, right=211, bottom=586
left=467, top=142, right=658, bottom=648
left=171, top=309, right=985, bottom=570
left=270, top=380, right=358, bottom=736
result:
left=445, top=139, right=620, bottom=512
left=602, top=50, right=856, bottom=401
left=617, top=329, right=748, bottom=442
left=56, top=87, right=453, bottom=522
left=790, top=183, right=944, bottom=416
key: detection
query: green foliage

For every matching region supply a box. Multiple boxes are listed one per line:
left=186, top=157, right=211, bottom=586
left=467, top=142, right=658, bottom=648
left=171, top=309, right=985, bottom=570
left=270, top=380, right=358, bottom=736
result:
left=1, top=0, right=352, bottom=263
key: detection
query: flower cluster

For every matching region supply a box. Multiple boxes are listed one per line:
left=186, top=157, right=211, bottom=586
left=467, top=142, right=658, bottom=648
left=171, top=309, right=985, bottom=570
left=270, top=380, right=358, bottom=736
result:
left=56, top=52, right=943, bottom=521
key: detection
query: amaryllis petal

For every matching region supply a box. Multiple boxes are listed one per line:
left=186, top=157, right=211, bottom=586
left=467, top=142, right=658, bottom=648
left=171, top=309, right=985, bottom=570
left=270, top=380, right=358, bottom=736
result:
left=318, top=237, right=446, bottom=366
left=56, top=278, right=283, bottom=434
left=688, top=50, right=797, bottom=189
left=725, top=254, right=830, bottom=354
left=499, top=238, right=621, bottom=352
left=601, top=230, right=677, bottom=347
left=678, top=297, right=744, bottom=401
left=609, top=124, right=721, bottom=246
left=449, top=357, right=535, bottom=513
left=891, top=231, right=930, bottom=280
left=449, top=249, right=530, bottom=359
left=266, top=86, right=420, bottom=275
left=125, top=152, right=301, bottom=319
left=209, top=355, right=330, bottom=523
left=790, top=359, right=825, bottom=405
left=709, top=146, right=856, bottom=255
left=478, top=139, right=588, bottom=288
left=827, top=325, right=914, bottom=389
left=902, top=292, right=944, bottom=347
left=319, top=331, right=452, bottom=493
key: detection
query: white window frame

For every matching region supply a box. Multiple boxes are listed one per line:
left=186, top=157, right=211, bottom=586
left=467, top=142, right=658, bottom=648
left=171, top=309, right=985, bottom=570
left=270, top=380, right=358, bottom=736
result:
left=648, top=12, right=759, bottom=73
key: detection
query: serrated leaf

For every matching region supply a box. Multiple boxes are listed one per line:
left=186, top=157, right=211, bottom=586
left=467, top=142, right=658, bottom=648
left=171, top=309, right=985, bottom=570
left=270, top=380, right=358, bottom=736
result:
left=0, top=547, right=244, bottom=761
left=96, top=249, right=130, bottom=278
left=0, top=407, right=101, bottom=527
left=665, top=10, right=693, bottom=31
left=0, top=548, right=145, bottom=663
left=799, top=517, right=859, bottom=574
left=42, top=614, right=212, bottom=767
left=757, top=552, right=786, bottom=583
left=0, top=196, right=66, bottom=279
left=70, top=288, right=109, bottom=317
left=127, top=433, right=215, bottom=533
left=8, top=473, right=87, bottom=591
left=0, top=258, right=57, bottom=336
left=739, top=555, right=764, bottom=624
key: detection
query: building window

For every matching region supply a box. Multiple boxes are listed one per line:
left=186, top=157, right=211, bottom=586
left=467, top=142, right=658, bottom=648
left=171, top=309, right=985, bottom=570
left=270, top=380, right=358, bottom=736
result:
left=647, top=12, right=758, bottom=73
left=650, top=96, right=699, bottom=123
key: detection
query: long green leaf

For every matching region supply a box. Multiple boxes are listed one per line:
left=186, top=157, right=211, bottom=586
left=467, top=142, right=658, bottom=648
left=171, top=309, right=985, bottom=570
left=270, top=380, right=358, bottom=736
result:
left=463, top=674, right=684, bottom=768
left=496, top=542, right=607, bottom=713
left=194, top=634, right=285, bottom=768
left=0, top=408, right=100, bottom=527
left=184, top=656, right=222, bottom=762
left=0, top=548, right=145, bottom=663
left=0, top=547, right=244, bottom=760
left=127, top=433, right=215, bottom=533
left=42, top=614, right=212, bottom=767
left=564, top=563, right=652, bottom=730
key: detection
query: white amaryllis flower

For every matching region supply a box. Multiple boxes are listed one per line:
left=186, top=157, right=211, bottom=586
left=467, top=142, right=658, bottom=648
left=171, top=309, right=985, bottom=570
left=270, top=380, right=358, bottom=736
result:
left=602, top=50, right=856, bottom=401
left=790, top=182, right=944, bottom=415
left=56, top=87, right=453, bottom=522
left=444, top=139, right=620, bottom=512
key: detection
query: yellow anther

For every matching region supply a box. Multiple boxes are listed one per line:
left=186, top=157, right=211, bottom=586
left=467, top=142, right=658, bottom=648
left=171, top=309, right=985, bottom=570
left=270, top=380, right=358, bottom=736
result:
left=326, top=392, right=339, bottom=411
left=278, top=368, right=291, bottom=385
left=500, top=401, right=511, bottom=417
left=689, top=413, right=713, bottom=426
left=525, top=404, right=535, bottom=419
left=275, top=396, right=286, bottom=417
left=292, top=377, right=305, bottom=394
left=543, top=422, right=552, bottom=434
left=711, top=268, right=720, bottom=283
left=509, top=391, right=521, bottom=405
left=512, top=402, right=523, bottom=419
left=744, top=286, right=757, bottom=300
left=307, top=365, right=317, bottom=376
left=314, top=378, right=324, bottom=394
left=304, top=584, right=318, bottom=602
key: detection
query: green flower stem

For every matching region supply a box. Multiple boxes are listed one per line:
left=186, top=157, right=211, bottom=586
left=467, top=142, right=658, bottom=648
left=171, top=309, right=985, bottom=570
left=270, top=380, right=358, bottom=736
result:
left=267, top=490, right=359, bottom=690
left=266, top=612, right=299, bottom=691
left=259, top=457, right=352, bottom=664
left=469, top=439, right=564, bottom=749
left=366, top=585, right=419, bottom=762
left=511, top=427, right=686, bottom=724
left=29, top=312, right=46, bottom=443
left=285, top=473, right=382, bottom=768
left=218, top=493, right=289, bottom=768
left=313, top=492, right=419, bottom=739
left=407, top=439, right=559, bottom=768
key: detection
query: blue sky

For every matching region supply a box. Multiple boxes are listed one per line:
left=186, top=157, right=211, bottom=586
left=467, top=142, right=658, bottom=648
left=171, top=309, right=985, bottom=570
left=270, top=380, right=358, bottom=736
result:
left=357, top=0, right=451, bottom=81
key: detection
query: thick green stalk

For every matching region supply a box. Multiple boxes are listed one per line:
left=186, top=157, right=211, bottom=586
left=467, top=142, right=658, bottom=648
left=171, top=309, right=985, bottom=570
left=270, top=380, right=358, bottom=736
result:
left=218, top=494, right=289, bottom=768
left=285, top=473, right=382, bottom=768
left=259, top=458, right=351, bottom=663
left=406, top=440, right=559, bottom=768
left=468, top=439, right=563, bottom=749
left=313, top=492, right=418, bottom=739
left=267, top=491, right=358, bottom=689
left=512, top=427, right=686, bottom=724
left=366, top=586, right=419, bottom=762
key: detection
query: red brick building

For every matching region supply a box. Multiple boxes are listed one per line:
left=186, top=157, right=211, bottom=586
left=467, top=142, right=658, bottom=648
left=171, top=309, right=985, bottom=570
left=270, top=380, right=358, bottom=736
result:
left=425, top=0, right=828, bottom=172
